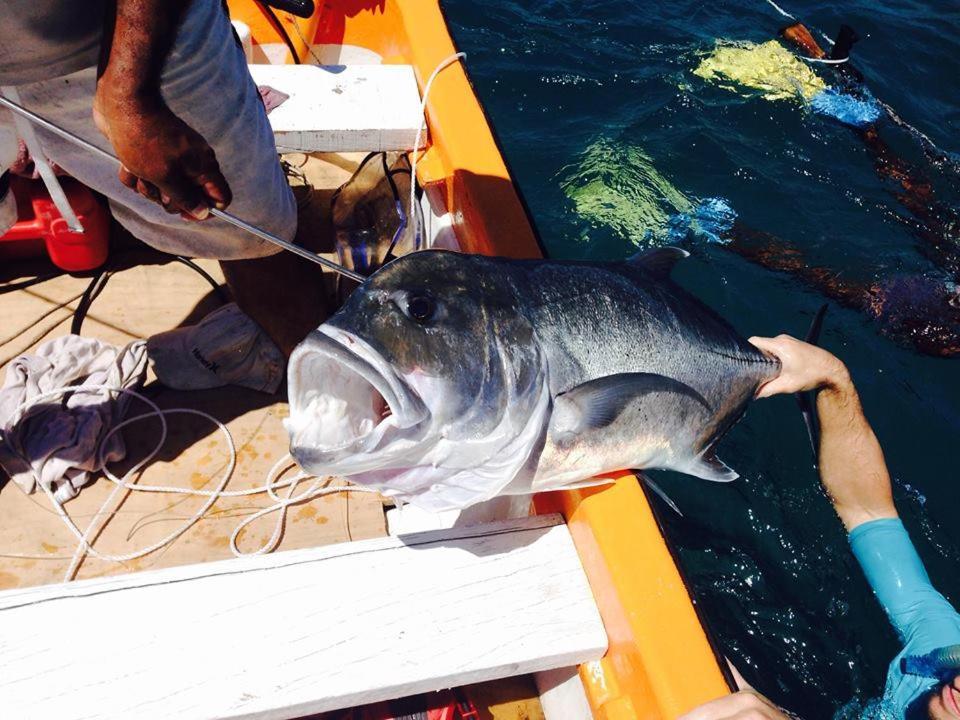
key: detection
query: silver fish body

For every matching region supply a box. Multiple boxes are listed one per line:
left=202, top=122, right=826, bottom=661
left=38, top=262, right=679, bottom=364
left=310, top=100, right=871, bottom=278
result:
left=286, top=248, right=779, bottom=511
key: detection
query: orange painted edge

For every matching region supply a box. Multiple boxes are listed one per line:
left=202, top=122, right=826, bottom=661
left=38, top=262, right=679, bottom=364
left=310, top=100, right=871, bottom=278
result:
left=535, top=480, right=730, bottom=718
left=228, top=1, right=730, bottom=715
left=393, top=1, right=542, bottom=259
left=231, top=1, right=317, bottom=64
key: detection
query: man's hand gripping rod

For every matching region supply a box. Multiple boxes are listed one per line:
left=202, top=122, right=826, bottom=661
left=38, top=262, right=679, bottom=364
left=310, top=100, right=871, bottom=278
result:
left=0, top=95, right=366, bottom=283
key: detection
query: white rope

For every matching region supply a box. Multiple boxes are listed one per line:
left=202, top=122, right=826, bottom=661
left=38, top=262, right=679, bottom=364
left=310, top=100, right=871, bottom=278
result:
left=761, top=0, right=795, bottom=20
left=758, top=0, right=835, bottom=46
left=800, top=55, right=849, bottom=65
left=409, top=51, right=467, bottom=244
left=5, top=383, right=375, bottom=581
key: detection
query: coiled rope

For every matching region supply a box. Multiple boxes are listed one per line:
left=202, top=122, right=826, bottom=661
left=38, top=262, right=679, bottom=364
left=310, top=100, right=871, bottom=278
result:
left=5, top=383, right=376, bottom=581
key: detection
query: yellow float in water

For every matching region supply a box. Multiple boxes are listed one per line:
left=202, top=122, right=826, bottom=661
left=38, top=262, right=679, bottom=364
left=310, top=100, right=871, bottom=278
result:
left=560, top=138, right=693, bottom=243
left=693, top=39, right=826, bottom=102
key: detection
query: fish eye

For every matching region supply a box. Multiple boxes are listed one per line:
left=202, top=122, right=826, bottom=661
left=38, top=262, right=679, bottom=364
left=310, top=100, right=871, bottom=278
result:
left=405, top=292, right=436, bottom=324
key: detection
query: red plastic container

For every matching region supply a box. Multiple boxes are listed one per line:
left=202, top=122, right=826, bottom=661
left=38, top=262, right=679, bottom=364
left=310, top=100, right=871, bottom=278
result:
left=0, top=176, right=109, bottom=271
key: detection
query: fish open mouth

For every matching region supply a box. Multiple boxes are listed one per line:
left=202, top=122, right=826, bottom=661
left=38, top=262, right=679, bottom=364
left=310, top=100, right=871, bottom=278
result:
left=286, top=327, right=427, bottom=461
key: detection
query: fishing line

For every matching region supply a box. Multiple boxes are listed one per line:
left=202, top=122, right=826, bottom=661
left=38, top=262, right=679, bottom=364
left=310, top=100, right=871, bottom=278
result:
left=757, top=0, right=846, bottom=63
left=760, top=0, right=795, bottom=21
left=5, top=383, right=375, bottom=581
left=874, top=97, right=960, bottom=174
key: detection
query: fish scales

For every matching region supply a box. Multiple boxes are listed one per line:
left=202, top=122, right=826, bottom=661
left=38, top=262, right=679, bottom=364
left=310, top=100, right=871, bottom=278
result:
left=286, top=249, right=780, bottom=511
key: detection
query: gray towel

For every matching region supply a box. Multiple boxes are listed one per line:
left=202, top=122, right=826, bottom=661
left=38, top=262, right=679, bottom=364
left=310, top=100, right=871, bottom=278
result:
left=0, top=335, right=148, bottom=502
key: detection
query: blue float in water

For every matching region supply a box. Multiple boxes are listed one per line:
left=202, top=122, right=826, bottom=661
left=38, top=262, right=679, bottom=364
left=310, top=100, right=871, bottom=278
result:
left=810, top=87, right=883, bottom=127
left=667, top=197, right=737, bottom=245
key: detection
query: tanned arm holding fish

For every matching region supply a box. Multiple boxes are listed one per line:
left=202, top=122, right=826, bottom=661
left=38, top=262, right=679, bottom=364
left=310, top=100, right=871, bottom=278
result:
left=682, top=336, right=960, bottom=720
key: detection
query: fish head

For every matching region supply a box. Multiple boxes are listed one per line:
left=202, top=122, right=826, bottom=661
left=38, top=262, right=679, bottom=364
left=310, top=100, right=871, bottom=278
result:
left=286, top=250, right=551, bottom=510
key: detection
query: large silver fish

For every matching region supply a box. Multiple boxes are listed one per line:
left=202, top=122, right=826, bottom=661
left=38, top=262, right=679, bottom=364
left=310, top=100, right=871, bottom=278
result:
left=286, top=248, right=780, bottom=511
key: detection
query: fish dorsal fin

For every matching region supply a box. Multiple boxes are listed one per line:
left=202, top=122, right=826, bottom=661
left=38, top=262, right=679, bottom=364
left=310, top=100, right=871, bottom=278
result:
left=553, top=372, right=711, bottom=436
left=685, top=452, right=739, bottom=483
left=628, top=246, right=690, bottom=279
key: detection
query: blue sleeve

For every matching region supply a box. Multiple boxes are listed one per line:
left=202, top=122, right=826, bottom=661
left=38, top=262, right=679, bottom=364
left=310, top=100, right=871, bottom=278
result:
left=849, top=518, right=960, bottom=650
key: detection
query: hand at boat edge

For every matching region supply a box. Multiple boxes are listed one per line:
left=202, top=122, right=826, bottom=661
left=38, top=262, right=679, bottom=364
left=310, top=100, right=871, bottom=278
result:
left=677, top=689, right=794, bottom=720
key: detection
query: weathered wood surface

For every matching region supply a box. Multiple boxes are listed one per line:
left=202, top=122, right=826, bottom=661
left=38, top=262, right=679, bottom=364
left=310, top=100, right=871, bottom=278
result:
left=248, top=64, right=424, bottom=152
left=0, top=236, right=385, bottom=588
left=0, top=514, right=607, bottom=720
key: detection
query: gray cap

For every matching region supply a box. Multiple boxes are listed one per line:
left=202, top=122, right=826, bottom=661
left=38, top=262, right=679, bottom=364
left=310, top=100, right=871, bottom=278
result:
left=146, top=303, right=284, bottom=394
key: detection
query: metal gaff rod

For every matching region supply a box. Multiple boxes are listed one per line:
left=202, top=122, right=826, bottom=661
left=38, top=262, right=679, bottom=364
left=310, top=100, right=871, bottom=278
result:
left=0, top=95, right=366, bottom=283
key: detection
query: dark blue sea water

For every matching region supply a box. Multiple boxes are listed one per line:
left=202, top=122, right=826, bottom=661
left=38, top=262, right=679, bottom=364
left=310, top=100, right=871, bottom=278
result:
left=442, top=1, right=960, bottom=716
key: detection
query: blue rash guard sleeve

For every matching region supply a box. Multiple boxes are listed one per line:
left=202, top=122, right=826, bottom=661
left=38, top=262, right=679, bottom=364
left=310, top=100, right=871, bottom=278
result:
left=849, top=518, right=960, bottom=717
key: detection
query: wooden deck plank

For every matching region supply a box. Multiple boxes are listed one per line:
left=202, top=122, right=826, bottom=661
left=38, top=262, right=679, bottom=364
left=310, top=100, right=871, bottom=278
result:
left=0, top=514, right=606, bottom=720
left=248, top=65, right=424, bottom=153
left=0, top=214, right=385, bottom=586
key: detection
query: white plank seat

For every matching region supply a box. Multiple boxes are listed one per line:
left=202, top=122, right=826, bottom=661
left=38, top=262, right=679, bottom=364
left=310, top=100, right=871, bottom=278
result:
left=0, top=514, right=607, bottom=720
left=248, top=64, right=425, bottom=153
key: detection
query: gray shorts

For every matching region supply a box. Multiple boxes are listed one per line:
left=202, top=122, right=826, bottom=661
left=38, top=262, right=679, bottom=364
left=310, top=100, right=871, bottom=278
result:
left=1, top=0, right=295, bottom=260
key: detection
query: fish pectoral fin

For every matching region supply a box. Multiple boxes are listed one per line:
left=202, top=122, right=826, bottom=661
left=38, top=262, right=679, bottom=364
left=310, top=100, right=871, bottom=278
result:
left=685, top=452, right=739, bottom=482
left=628, top=246, right=689, bottom=279
left=553, top=372, right=711, bottom=436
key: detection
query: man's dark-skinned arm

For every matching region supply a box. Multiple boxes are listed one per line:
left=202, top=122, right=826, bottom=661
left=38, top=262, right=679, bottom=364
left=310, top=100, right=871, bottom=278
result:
left=93, top=0, right=232, bottom=220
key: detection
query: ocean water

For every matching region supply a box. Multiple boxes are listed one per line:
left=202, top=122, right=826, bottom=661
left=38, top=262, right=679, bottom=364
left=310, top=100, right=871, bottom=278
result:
left=441, top=1, right=960, bottom=717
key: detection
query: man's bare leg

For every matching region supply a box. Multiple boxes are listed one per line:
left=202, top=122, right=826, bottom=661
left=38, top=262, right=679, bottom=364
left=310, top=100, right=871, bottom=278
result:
left=220, top=250, right=329, bottom=358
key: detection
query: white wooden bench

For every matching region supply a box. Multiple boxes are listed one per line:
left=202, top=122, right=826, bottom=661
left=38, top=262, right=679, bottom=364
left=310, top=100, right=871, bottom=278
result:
left=0, top=514, right=606, bottom=720
left=248, top=64, right=424, bottom=153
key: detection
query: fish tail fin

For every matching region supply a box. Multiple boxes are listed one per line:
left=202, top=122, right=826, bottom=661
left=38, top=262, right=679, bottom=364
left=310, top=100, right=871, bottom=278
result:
left=640, top=474, right=683, bottom=517
left=796, top=304, right=829, bottom=465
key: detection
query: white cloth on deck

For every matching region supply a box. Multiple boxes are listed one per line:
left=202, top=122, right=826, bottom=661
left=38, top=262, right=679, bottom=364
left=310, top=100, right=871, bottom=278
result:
left=0, top=335, right=148, bottom=502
